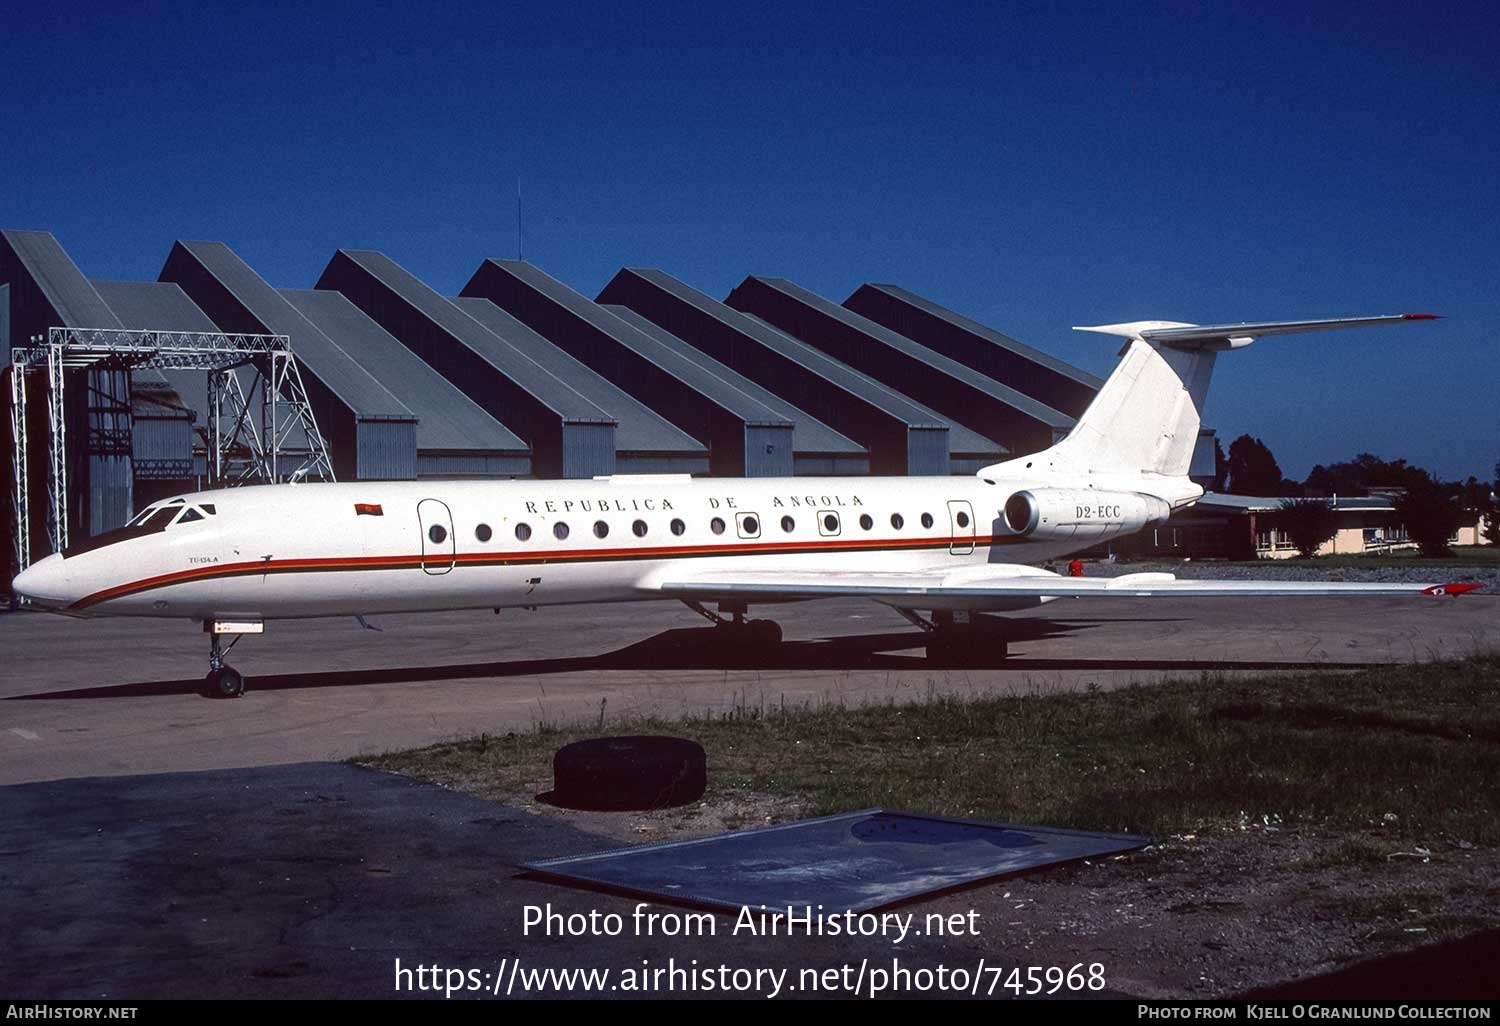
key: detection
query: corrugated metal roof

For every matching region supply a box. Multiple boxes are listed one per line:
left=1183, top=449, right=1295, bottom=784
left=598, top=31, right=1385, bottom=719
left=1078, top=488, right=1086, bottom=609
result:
left=607, top=269, right=1002, bottom=457
left=91, top=279, right=218, bottom=333
left=1, top=230, right=121, bottom=329
left=325, top=250, right=618, bottom=427
left=450, top=297, right=706, bottom=455
left=741, top=277, right=1075, bottom=430
left=279, top=288, right=527, bottom=454
left=163, top=241, right=416, bottom=422
left=853, top=283, right=1105, bottom=388
left=602, top=303, right=866, bottom=457
left=470, top=260, right=795, bottom=428
left=91, top=279, right=219, bottom=423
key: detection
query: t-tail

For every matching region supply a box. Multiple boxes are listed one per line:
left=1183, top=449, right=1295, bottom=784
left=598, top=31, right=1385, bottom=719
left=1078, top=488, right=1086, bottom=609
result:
left=978, top=313, right=1440, bottom=498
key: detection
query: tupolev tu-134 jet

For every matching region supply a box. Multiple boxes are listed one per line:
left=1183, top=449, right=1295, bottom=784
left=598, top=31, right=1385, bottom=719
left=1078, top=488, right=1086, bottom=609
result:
left=11, top=312, right=1481, bottom=698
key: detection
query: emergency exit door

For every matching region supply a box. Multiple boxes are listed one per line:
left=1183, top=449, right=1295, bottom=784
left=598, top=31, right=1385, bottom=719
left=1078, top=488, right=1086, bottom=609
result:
left=417, top=498, right=455, bottom=575
left=947, top=499, right=975, bottom=555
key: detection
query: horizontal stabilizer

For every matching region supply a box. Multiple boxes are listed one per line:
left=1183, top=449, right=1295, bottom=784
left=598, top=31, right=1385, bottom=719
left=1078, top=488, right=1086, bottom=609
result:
left=1074, top=314, right=1440, bottom=350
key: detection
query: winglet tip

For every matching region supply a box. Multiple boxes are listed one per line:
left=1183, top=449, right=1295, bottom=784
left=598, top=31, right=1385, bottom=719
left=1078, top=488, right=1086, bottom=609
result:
left=1403, top=312, right=1443, bottom=321
left=1423, top=583, right=1483, bottom=597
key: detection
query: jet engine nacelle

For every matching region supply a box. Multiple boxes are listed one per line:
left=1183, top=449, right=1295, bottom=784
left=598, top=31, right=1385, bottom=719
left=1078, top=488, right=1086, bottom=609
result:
left=1002, top=488, right=1170, bottom=542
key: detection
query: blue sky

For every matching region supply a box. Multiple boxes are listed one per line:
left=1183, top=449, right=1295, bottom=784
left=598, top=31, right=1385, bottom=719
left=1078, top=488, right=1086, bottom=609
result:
left=3, top=1, right=1495, bottom=481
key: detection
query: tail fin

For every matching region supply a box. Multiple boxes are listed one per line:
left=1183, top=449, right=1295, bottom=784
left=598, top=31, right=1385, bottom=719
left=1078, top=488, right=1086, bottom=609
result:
left=980, top=314, right=1439, bottom=481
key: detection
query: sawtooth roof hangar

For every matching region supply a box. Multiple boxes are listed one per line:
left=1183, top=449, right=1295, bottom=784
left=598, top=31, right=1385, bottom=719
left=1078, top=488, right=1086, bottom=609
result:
left=3, top=228, right=1214, bottom=573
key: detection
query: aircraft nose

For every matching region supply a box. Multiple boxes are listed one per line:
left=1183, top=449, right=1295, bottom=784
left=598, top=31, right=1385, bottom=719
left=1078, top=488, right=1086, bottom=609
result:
left=12, top=555, right=73, bottom=609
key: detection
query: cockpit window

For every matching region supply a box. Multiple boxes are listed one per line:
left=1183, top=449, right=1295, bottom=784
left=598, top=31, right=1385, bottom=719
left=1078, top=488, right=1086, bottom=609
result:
left=175, top=507, right=205, bottom=525
left=200, top=504, right=216, bottom=515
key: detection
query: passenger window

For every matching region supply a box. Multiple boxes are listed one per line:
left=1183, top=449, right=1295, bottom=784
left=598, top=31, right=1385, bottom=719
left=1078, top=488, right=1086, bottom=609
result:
left=736, top=513, right=760, bottom=539
left=554, top=522, right=570, bottom=540
left=819, top=512, right=840, bottom=536
left=890, top=513, right=904, bottom=530
left=632, top=520, right=648, bottom=537
left=921, top=513, right=935, bottom=529
left=780, top=515, right=795, bottom=533
left=956, top=511, right=970, bottom=528
left=475, top=523, right=492, bottom=542
left=428, top=523, right=448, bottom=544
left=516, top=523, right=532, bottom=541
left=710, top=517, right=726, bottom=535
left=670, top=518, right=686, bottom=536
left=859, top=514, right=873, bottom=530
left=593, top=520, right=609, bottom=539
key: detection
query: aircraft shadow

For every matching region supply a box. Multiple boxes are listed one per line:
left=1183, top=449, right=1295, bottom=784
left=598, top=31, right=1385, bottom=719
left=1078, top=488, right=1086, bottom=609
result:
left=6, top=618, right=1380, bottom=702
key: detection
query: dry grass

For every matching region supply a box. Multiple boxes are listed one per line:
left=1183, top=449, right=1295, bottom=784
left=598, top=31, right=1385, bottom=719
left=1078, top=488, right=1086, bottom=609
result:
left=362, top=655, right=1500, bottom=844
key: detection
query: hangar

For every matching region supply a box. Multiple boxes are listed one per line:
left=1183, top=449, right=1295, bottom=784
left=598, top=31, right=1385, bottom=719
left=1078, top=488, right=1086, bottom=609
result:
left=317, top=249, right=706, bottom=479
left=595, top=268, right=1006, bottom=475
left=726, top=276, right=1076, bottom=455
left=465, top=259, right=865, bottom=478
left=5, top=228, right=1119, bottom=581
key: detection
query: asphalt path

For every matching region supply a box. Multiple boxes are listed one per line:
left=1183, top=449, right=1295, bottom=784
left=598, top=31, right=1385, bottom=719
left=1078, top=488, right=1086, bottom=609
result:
left=2, top=594, right=1495, bottom=785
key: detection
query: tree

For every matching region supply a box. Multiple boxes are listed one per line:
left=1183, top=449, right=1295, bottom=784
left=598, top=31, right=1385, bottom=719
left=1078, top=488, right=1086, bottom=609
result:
left=1276, top=499, right=1340, bottom=558
left=1225, top=435, right=1284, bottom=496
left=1303, top=453, right=1436, bottom=496
left=1395, top=484, right=1466, bottom=557
left=1485, top=461, right=1500, bottom=546
left=1212, top=437, right=1228, bottom=492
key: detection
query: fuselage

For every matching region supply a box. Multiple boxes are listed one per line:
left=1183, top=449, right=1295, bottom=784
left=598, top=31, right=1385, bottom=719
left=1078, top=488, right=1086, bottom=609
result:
left=12, top=473, right=1186, bottom=621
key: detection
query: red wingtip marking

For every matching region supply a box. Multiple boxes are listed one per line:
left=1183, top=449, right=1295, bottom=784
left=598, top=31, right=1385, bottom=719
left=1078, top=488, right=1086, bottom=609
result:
left=1402, top=313, right=1442, bottom=320
left=1423, top=583, right=1483, bottom=596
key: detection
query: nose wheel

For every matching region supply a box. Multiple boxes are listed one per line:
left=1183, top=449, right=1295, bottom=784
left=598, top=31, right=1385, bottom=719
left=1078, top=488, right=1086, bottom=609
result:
left=206, top=664, right=245, bottom=699
left=205, top=628, right=249, bottom=699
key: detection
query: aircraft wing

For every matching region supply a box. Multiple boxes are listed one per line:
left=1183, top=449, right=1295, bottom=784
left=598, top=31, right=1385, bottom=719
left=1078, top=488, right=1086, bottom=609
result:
left=650, top=568, right=1483, bottom=603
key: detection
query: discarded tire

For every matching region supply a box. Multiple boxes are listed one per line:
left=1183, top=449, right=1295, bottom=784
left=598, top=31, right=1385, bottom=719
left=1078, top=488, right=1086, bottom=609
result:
left=548, top=736, right=707, bottom=811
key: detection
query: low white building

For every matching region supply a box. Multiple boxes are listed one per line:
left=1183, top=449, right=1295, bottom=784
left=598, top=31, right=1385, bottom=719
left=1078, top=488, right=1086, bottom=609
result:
left=1130, top=492, right=1487, bottom=560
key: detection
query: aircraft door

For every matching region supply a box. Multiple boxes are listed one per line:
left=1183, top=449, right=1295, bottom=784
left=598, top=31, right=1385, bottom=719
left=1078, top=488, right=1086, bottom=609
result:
left=417, top=498, right=456, bottom=575
left=947, top=499, right=975, bottom=555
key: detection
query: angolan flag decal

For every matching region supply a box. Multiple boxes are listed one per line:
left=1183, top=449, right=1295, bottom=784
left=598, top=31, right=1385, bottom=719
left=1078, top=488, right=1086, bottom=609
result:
left=355, top=503, right=384, bottom=517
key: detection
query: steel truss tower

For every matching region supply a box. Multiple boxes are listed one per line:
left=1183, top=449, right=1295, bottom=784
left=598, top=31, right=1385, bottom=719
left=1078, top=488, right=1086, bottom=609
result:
left=7, top=327, right=334, bottom=575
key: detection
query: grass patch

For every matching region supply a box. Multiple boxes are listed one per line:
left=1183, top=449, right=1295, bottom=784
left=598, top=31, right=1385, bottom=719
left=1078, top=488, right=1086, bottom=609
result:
left=362, top=655, right=1500, bottom=843
left=1292, top=839, right=1394, bottom=871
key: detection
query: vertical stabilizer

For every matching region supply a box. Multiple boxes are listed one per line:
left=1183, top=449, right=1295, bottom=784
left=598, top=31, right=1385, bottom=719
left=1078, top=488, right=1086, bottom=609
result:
left=977, top=313, right=1437, bottom=481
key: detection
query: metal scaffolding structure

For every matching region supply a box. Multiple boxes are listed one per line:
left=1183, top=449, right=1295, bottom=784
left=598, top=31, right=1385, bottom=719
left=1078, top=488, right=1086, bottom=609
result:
left=7, top=327, right=334, bottom=573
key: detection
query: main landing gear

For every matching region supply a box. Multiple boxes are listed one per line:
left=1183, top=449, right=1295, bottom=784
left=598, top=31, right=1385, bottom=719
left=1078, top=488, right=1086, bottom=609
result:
left=203, top=621, right=260, bottom=698
left=682, top=601, right=783, bottom=645
left=897, top=609, right=1009, bottom=668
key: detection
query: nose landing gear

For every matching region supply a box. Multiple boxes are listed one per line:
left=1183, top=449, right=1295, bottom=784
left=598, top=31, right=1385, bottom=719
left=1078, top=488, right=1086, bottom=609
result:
left=203, top=621, right=260, bottom=698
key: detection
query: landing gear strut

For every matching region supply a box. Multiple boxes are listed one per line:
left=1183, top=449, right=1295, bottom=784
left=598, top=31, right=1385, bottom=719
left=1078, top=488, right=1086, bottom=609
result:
left=682, top=601, right=783, bottom=645
left=204, top=626, right=248, bottom=698
left=898, top=609, right=1008, bottom=667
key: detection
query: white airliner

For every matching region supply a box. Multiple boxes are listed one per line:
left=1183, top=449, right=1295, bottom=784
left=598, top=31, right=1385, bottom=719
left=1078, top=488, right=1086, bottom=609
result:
left=11, top=312, right=1479, bottom=697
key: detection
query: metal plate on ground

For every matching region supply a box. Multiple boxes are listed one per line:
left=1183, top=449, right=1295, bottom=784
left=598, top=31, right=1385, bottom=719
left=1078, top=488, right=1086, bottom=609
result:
left=522, top=809, right=1148, bottom=914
